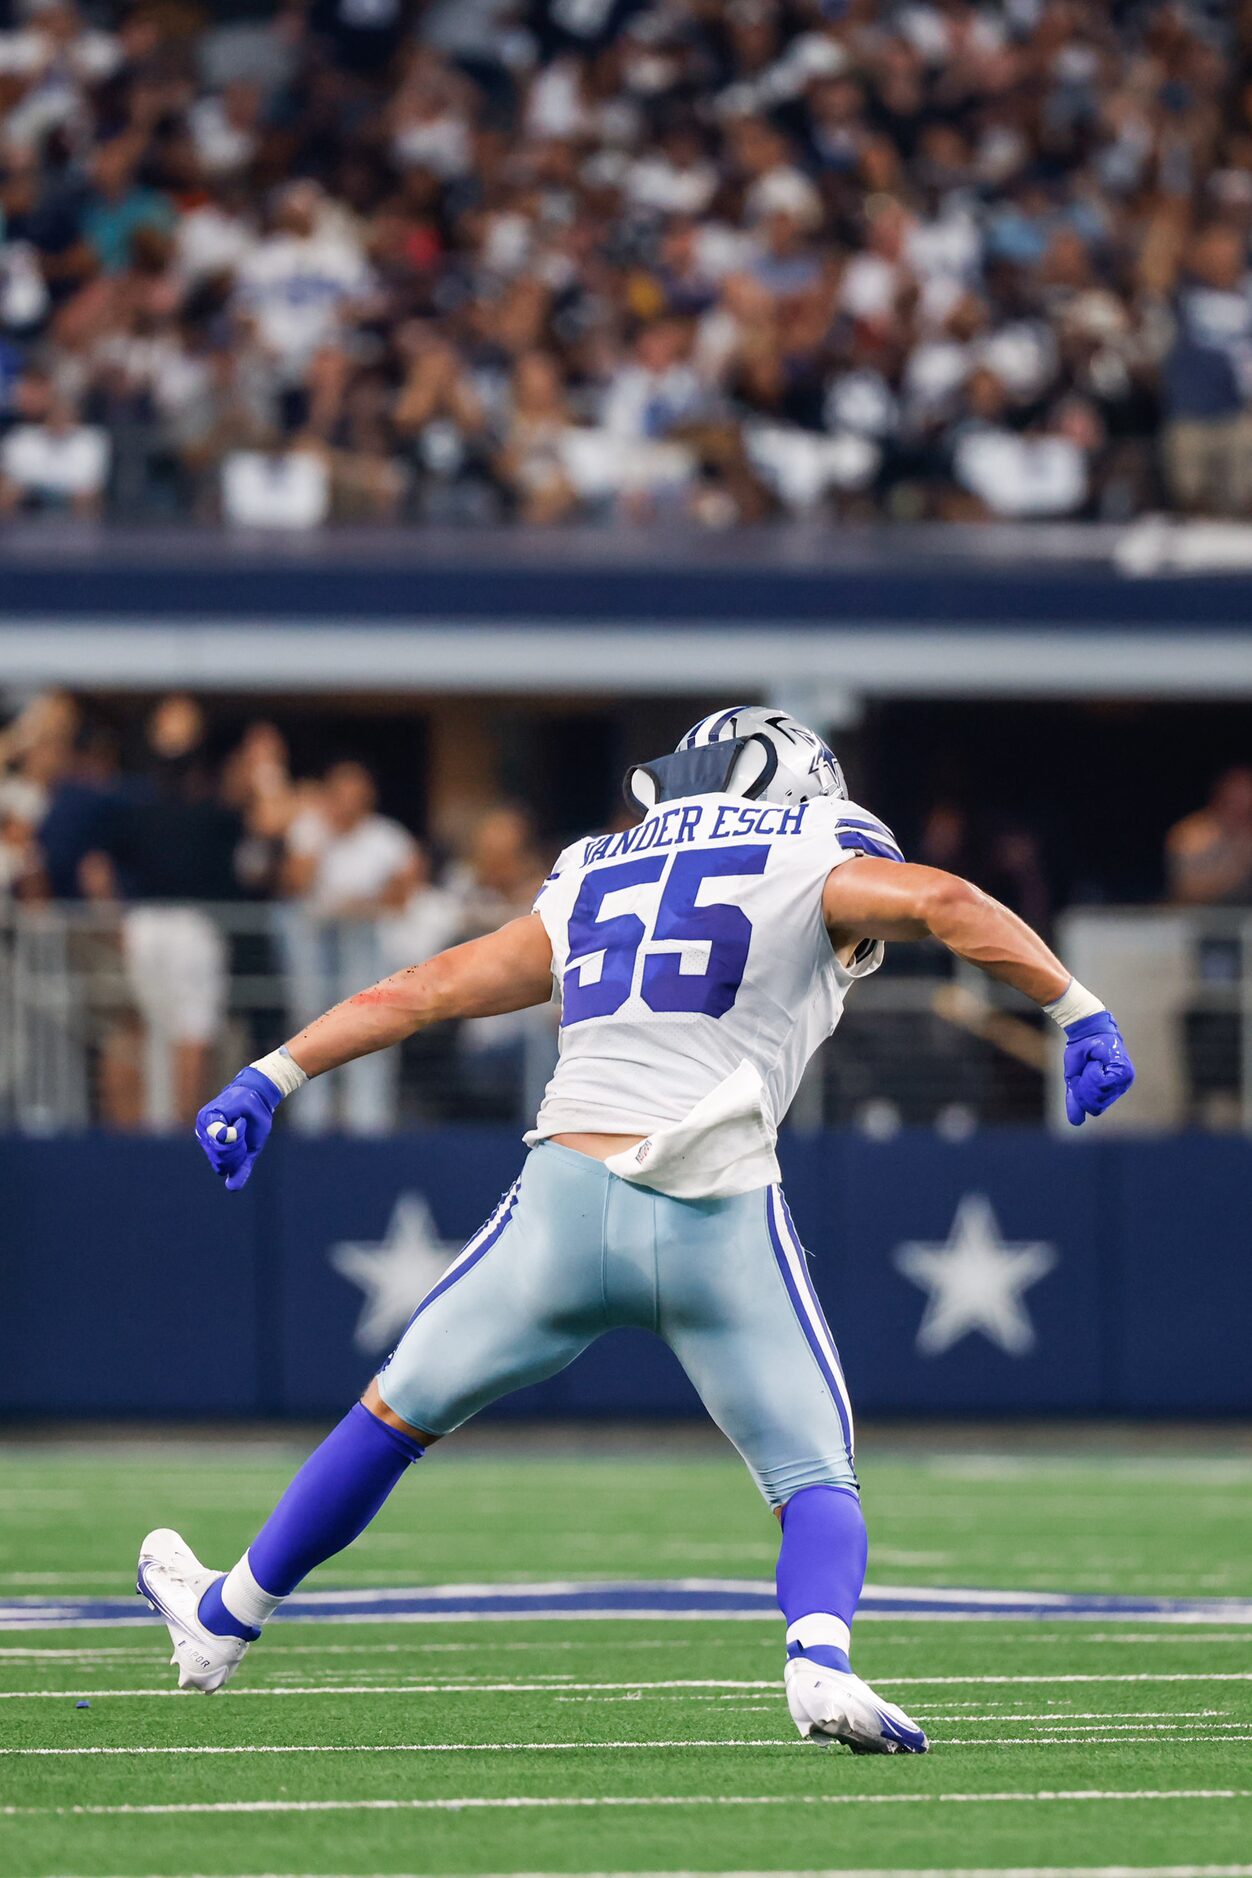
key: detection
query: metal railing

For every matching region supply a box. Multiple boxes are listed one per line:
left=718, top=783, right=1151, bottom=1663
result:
left=1, top=900, right=1247, bottom=1135
left=1055, top=905, right=1252, bottom=1136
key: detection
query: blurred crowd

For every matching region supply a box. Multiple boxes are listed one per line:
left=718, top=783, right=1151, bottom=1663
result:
left=0, top=688, right=557, bottom=1128
left=1, top=0, right=1252, bottom=527
left=3, top=685, right=1249, bottom=1133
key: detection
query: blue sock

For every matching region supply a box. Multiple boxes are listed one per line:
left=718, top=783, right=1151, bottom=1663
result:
left=776, top=1483, right=868, bottom=1673
left=198, top=1576, right=259, bottom=1642
left=198, top=1403, right=423, bottom=1638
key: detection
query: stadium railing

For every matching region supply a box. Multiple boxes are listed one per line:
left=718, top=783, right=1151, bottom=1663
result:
left=1, top=901, right=1248, bottom=1136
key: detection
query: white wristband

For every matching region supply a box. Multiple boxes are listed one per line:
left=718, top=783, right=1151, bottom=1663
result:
left=250, top=1046, right=309, bottom=1099
left=1042, top=977, right=1105, bottom=1032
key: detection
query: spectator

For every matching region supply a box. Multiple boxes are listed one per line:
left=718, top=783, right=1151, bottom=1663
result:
left=445, top=802, right=555, bottom=1111
left=392, top=325, right=490, bottom=521
left=0, top=711, right=132, bottom=1126
left=0, top=688, right=79, bottom=891
left=221, top=720, right=308, bottom=900
left=601, top=320, right=708, bottom=443
left=949, top=375, right=1097, bottom=519
left=81, top=135, right=173, bottom=278
left=328, top=371, right=409, bottom=521
left=981, top=825, right=1053, bottom=937
left=92, top=695, right=244, bottom=1129
left=1167, top=763, right=1252, bottom=1126
left=1166, top=767, right=1252, bottom=906
left=918, top=802, right=977, bottom=878
left=234, top=181, right=371, bottom=397
left=494, top=351, right=578, bottom=524
left=444, top=803, right=548, bottom=937
left=0, top=377, right=110, bottom=517
left=189, top=81, right=264, bottom=182
left=1162, top=224, right=1252, bottom=515
left=282, top=760, right=422, bottom=1133
left=284, top=761, right=421, bottom=922
left=0, top=794, right=45, bottom=903
left=221, top=438, right=331, bottom=531
left=0, top=688, right=80, bottom=783
left=35, top=723, right=125, bottom=902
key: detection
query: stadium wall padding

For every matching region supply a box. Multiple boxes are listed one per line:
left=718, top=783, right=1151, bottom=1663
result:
left=4, top=528, right=1252, bottom=626
left=0, top=1130, right=1246, bottom=1420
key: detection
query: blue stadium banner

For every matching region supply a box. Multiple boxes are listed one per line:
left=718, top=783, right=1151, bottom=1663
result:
left=0, top=1131, right=1248, bottom=1419
left=0, top=1138, right=261, bottom=1415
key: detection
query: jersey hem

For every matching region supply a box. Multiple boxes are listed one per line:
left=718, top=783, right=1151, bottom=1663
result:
left=525, top=1109, right=674, bottom=1145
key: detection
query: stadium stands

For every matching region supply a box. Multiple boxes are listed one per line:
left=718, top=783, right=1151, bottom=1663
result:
left=0, top=0, right=1250, bottom=527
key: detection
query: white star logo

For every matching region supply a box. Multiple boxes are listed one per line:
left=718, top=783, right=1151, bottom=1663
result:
left=330, top=1194, right=459, bottom=1354
left=893, top=1193, right=1057, bottom=1358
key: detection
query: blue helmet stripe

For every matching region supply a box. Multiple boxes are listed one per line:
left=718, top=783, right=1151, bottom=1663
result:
left=704, top=705, right=746, bottom=742
left=683, top=705, right=750, bottom=749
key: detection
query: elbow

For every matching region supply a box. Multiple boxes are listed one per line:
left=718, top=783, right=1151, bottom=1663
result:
left=921, top=871, right=986, bottom=936
left=405, top=953, right=456, bottom=1027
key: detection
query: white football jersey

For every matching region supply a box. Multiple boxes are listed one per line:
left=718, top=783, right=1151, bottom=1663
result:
left=526, top=791, right=903, bottom=1195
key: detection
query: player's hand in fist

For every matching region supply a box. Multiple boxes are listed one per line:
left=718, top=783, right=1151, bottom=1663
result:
left=195, top=1068, right=282, bottom=1190
left=1062, top=1011, right=1135, bottom=1127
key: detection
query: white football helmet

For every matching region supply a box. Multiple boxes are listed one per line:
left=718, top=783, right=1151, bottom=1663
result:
left=627, top=705, right=847, bottom=810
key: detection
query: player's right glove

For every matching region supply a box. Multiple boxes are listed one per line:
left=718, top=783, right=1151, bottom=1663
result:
left=1061, top=1011, right=1135, bottom=1127
left=195, top=1067, right=283, bottom=1191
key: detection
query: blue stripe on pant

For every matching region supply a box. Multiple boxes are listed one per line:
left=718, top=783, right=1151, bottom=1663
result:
left=375, top=1143, right=857, bottom=1505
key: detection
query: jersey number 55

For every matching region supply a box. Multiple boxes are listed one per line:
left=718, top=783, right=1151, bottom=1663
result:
left=563, top=846, right=770, bottom=1025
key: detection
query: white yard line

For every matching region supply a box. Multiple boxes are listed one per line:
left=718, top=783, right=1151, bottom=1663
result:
left=4, top=1789, right=1248, bottom=1817
left=520, top=1869, right=1252, bottom=1878
left=0, top=1572, right=140, bottom=1584
left=0, top=1677, right=777, bottom=1698
left=6, top=1731, right=1252, bottom=1758
left=3, top=1608, right=1250, bottom=1629
left=981, top=1721, right=1250, bottom=1732
left=884, top=1673, right=1252, bottom=1686
left=0, top=1638, right=693, bottom=1658
left=910, top=1712, right=1232, bottom=1722
left=35, top=1868, right=1252, bottom=1878
left=2, top=1682, right=1252, bottom=1712
left=1076, top=1634, right=1252, bottom=1645
left=559, top=1702, right=1245, bottom=1722
left=0, top=1610, right=775, bottom=1629
left=930, top=1457, right=1252, bottom=1481
left=942, top=1737, right=1252, bottom=1747
left=0, top=1738, right=788, bottom=1757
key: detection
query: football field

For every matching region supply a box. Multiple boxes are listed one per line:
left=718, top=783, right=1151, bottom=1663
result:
left=1, top=1430, right=1250, bottom=1878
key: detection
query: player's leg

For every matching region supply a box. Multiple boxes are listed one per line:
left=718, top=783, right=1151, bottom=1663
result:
left=139, top=1150, right=607, bottom=1689
left=137, top=1399, right=428, bottom=1691
left=659, top=1182, right=928, bottom=1754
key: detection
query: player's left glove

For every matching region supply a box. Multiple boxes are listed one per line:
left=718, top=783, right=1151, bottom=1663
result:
left=1061, top=1011, right=1135, bottom=1127
left=195, top=1067, right=283, bottom=1191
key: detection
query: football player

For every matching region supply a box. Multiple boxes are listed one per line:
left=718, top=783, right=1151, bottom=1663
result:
left=139, top=707, right=1134, bottom=1752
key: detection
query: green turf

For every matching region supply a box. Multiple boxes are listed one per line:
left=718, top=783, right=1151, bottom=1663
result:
left=0, top=1435, right=1249, bottom=1877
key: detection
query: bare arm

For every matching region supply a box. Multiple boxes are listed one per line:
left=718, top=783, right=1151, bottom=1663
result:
left=286, top=913, right=555, bottom=1078
left=823, top=858, right=1069, bottom=1006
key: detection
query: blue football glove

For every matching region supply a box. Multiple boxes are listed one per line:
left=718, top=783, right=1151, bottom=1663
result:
left=1062, top=1011, right=1135, bottom=1127
left=195, top=1067, right=283, bottom=1191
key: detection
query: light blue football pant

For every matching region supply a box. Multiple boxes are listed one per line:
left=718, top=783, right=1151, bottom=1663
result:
left=376, top=1142, right=856, bottom=1508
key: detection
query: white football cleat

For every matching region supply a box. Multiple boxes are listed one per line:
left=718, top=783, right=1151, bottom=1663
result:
left=136, top=1528, right=251, bottom=1694
left=785, top=1655, right=929, bottom=1754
